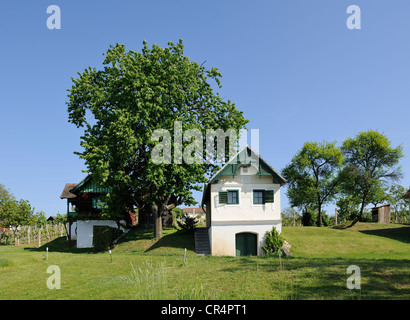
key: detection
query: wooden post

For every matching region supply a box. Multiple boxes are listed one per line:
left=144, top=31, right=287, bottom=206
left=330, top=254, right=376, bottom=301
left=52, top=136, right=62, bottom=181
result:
left=38, top=229, right=41, bottom=247
left=335, top=208, right=338, bottom=225
left=28, top=227, right=31, bottom=245
left=68, top=221, right=72, bottom=249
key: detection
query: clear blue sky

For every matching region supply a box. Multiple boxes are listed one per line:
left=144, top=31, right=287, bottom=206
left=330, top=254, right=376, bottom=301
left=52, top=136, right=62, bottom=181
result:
left=1, top=1, right=410, bottom=218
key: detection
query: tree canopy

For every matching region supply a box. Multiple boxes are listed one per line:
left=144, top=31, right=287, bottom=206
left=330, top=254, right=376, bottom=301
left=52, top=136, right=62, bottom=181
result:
left=67, top=40, right=248, bottom=238
left=341, top=130, right=403, bottom=226
left=282, top=141, right=344, bottom=226
left=282, top=130, right=404, bottom=227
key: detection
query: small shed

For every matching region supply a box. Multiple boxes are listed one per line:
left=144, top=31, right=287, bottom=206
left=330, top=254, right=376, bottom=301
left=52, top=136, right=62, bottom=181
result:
left=371, top=204, right=391, bottom=223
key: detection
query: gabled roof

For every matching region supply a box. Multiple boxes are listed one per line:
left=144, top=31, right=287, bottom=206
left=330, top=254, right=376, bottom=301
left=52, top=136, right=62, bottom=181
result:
left=60, top=183, right=78, bottom=199
left=60, top=173, right=111, bottom=200
left=201, top=145, right=286, bottom=206
left=69, top=173, right=111, bottom=194
left=207, top=145, right=286, bottom=185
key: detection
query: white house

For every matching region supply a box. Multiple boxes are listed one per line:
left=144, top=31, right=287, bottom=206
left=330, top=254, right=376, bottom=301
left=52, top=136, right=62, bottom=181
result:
left=201, top=145, right=286, bottom=256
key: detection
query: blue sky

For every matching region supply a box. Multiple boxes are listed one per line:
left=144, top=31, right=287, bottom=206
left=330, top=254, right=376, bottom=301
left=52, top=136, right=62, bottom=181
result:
left=1, top=1, right=410, bottom=217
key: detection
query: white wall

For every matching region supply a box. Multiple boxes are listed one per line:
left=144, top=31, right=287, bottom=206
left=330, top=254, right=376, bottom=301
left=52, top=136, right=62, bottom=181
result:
left=209, top=221, right=281, bottom=256
left=75, top=220, right=125, bottom=248
left=66, top=222, right=77, bottom=240
left=210, top=171, right=281, bottom=223
left=208, top=165, right=283, bottom=256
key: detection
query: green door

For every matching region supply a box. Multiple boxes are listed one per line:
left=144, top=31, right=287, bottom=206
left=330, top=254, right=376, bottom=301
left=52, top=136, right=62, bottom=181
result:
left=235, top=233, right=257, bottom=257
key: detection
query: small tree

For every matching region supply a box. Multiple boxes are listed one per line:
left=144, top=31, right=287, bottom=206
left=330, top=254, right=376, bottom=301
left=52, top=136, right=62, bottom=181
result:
left=281, top=207, right=300, bottom=226
left=177, top=213, right=199, bottom=232
left=262, top=227, right=284, bottom=255
left=282, top=141, right=344, bottom=226
left=0, top=199, right=35, bottom=242
left=34, top=211, right=47, bottom=227
left=341, top=130, right=403, bottom=227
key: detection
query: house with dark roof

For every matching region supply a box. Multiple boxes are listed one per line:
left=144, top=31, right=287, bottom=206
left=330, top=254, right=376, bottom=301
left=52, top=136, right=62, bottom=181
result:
left=60, top=173, right=136, bottom=248
left=201, top=145, right=286, bottom=256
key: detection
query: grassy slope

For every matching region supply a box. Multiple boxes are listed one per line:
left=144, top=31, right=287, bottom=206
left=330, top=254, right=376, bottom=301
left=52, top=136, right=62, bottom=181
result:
left=0, top=223, right=408, bottom=300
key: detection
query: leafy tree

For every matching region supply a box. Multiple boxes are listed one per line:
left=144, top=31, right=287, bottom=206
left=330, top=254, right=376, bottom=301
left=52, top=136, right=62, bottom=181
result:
left=386, top=184, right=409, bottom=223
left=282, top=141, right=344, bottom=226
left=0, top=199, right=35, bottom=241
left=0, top=184, right=14, bottom=204
left=67, top=40, right=248, bottom=238
left=281, top=207, right=301, bottom=226
left=54, top=213, right=67, bottom=225
left=341, top=130, right=403, bottom=226
left=34, top=211, right=47, bottom=227
left=335, top=195, right=360, bottom=224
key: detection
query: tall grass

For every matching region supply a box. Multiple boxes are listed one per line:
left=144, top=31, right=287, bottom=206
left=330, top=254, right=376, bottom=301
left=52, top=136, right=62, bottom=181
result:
left=123, top=259, right=216, bottom=299
left=124, top=259, right=168, bottom=299
left=276, top=253, right=298, bottom=300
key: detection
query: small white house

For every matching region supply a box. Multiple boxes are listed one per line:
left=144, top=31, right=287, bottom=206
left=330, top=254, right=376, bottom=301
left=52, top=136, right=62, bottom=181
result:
left=201, top=145, right=286, bottom=256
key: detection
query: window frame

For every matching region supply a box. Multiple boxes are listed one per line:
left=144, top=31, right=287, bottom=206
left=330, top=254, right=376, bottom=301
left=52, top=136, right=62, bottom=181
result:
left=253, top=189, right=265, bottom=205
left=226, top=189, right=239, bottom=205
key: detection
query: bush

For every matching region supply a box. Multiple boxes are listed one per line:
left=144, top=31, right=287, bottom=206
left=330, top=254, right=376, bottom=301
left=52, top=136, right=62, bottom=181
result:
left=177, top=213, right=199, bottom=232
left=262, top=227, right=285, bottom=255
left=93, top=226, right=123, bottom=252
left=302, top=210, right=316, bottom=226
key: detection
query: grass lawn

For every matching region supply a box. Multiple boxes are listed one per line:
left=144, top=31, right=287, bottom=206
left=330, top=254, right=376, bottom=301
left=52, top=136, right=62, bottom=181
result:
left=0, top=223, right=408, bottom=300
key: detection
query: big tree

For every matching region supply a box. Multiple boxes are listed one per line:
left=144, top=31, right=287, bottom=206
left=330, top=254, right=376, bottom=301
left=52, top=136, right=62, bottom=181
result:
left=67, top=40, right=248, bottom=238
left=341, top=130, right=403, bottom=226
left=282, top=141, right=344, bottom=226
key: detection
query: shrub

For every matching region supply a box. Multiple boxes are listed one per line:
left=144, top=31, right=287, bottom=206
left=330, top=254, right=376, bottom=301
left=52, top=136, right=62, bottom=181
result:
left=177, top=213, right=199, bottom=232
left=262, top=227, right=284, bottom=255
left=93, top=226, right=123, bottom=252
left=302, top=209, right=316, bottom=226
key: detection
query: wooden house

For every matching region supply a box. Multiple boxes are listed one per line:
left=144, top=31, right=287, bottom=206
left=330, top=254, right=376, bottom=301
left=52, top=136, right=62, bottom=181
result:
left=60, top=173, right=137, bottom=248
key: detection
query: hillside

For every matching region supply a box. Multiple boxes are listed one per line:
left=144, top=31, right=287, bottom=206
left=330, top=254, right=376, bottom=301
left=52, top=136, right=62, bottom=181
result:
left=0, top=222, right=408, bottom=299
left=283, top=222, right=410, bottom=259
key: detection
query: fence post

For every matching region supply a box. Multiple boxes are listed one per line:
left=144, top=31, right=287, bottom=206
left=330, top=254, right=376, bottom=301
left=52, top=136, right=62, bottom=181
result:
left=38, top=229, right=41, bottom=247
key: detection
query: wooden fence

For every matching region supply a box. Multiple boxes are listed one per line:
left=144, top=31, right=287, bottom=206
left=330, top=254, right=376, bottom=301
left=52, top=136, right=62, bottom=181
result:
left=0, top=223, right=66, bottom=247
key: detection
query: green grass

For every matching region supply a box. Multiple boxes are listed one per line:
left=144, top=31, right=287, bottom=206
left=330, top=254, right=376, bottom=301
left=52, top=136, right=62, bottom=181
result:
left=0, top=223, right=408, bottom=300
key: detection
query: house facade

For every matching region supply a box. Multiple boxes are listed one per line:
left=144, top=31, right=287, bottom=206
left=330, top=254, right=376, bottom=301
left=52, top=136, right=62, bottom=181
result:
left=60, top=173, right=136, bottom=248
left=201, top=145, right=286, bottom=257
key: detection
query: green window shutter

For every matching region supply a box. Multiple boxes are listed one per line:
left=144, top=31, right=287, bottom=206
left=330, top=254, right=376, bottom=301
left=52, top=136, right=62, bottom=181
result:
left=219, top=191, right=228, bottom=204
left=265, top=190, right=274, bottom=203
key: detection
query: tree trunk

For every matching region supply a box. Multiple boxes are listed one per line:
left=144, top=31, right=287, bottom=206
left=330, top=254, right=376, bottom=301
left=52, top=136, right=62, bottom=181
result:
left=350, top=195, right=367, bottom=227
left=152, top=204, right=163, bottom=239
left=317, top=199, right=323, bottom=227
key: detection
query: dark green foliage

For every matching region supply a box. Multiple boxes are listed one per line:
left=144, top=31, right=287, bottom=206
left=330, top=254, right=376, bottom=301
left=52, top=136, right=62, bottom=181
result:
left=93, top=226, right=123, bottom=252
left=262, top=227, right=285, bottom=255
left=302, top=209, right=316, bottom=226
left=177, top=213, right=199, bottom=232
left=67, top=39, right=248, bottom=239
